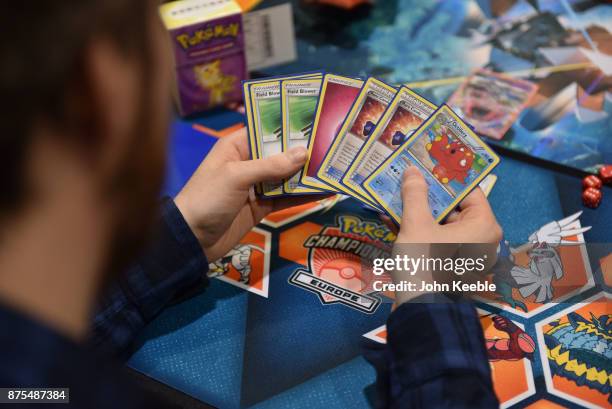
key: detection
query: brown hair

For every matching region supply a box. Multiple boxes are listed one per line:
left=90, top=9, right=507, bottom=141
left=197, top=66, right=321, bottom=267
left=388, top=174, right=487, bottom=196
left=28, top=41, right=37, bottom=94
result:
left=0, top=0, right=153, bottom=215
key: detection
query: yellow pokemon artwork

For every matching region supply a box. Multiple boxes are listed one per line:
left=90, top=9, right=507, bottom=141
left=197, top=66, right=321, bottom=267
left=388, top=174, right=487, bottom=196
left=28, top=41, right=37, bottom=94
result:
left=193, top=60, right=237, bottom=107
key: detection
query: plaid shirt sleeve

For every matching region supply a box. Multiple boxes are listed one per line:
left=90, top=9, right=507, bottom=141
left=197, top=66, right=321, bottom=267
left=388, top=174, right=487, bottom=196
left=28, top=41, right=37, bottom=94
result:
left=90, top=198, right=208, bottom=357
left=363, top=296, right=498, bottom=409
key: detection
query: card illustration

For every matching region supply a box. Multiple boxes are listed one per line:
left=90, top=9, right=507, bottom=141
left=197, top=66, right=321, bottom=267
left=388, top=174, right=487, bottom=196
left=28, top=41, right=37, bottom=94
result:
left=317, top=78, right=396, bottom=204
left=301, top=74, right=364, bottom=191
left=447, top=68, right=538, bottom=140
left=343, top=87, right=436, bottom=203
left=363, top=105, right=499, bottom=223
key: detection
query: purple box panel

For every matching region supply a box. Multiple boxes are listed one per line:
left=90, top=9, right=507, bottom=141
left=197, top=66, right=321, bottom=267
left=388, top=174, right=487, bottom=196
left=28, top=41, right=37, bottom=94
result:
left=168, top=13, right=246, bottom=116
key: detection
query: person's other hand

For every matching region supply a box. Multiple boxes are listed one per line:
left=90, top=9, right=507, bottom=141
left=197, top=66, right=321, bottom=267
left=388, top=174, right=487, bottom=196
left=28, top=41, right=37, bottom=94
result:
left=397, top=166, right=502, bottom=244
left=391, top=166, right=503, bottom=304
left=175, top=128, right=322, bottom=262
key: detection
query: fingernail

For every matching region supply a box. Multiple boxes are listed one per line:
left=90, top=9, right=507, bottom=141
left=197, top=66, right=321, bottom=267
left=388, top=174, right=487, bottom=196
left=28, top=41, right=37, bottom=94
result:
left=289, top=147, right=307, bottom=163
left=404, top=166, right=419, bottom=178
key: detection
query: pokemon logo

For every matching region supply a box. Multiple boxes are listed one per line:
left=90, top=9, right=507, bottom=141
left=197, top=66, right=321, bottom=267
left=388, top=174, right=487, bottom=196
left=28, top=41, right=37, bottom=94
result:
left=176, top=22, right=240, bottom=50
left=304, top=216, right=392, bottom=262
left=288, top=215, right=393, bottom=314
left=337, top=215, right=396, bottom=243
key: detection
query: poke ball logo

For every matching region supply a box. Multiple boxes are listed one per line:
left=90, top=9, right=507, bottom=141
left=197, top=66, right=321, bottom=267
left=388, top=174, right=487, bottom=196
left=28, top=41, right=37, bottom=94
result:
left=289, top=215, right=394, bottom=314
left=314, top=258, right=363, bottom=295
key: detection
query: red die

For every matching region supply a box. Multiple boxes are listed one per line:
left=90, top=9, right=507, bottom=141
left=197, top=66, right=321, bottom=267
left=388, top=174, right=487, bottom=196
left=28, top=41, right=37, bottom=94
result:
left=582, top=187, right=602, bottom=209
left=599, top=165, right=612, bottom=185
left=582, top=175, right=602, bottom=190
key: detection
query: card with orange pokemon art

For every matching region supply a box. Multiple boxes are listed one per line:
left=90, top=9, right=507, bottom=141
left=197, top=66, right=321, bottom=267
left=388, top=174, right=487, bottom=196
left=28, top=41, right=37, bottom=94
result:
left=363, top=105, right=499, bottom=223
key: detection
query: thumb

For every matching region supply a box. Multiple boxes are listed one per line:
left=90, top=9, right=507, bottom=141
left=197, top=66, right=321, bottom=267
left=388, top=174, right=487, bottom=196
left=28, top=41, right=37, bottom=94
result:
left=401, top=166, right=434, bottom=226
left=233, top=147, right=307, bottom=188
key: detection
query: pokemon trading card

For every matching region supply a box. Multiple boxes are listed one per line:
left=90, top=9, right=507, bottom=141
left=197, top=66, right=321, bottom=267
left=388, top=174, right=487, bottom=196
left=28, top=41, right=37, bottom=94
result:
left=343, top=86, right=436, bottom=204
left=281, top=78, right=324, bottom=194
left=243, top=73, right=321, bottom=196
left=447, top=68, right=538, bottom=140
left=445, top=174, right=497, bottom=221
left=243, top=79, right=266, bottom=195
left=363, top=105, right=500, bottom=224
left=478, top=174, right=498, bottom=197
left=301, top=74, right=364, bottom=191
left=317, top=78, right=397, bottom=205
left=249, top=80, right=285, bottom=196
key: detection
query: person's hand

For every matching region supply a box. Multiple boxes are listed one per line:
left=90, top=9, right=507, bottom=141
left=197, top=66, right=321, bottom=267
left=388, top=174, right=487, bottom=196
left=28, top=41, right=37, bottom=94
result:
left=174, top=128, right=322, bottom=262
left=397, top=166, right=502, bottom=244
left=391, top=166, right=503, bottom=304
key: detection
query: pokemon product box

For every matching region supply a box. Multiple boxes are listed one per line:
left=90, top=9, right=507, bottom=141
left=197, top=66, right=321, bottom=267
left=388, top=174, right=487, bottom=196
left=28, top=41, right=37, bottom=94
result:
left=160, top=0, right=246, bottom=116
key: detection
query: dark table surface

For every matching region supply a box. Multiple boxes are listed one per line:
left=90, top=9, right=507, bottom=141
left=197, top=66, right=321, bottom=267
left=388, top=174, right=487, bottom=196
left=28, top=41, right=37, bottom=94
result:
left=127, top=116, right=610, bottom=409
left=127, top=1, right=612, bottom=406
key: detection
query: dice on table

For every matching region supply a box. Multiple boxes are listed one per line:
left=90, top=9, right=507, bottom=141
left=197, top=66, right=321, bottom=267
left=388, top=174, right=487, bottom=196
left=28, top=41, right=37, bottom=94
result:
left=599, top=165, right=612, bottom=185
left=582, top=187, right=602, bottom=209
left=582, top=175, right=602, bottom=190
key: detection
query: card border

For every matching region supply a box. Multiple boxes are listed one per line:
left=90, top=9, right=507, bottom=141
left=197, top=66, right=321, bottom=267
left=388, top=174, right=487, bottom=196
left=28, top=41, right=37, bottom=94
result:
left=342, top=86, right=436, bottom=204
left=479, top=174, right=498, bottom=197
left=362, top=104, right=500, bottom=224
left=242, top=81, right=263, bottom=194
left=301, top=73, right=364, bottom=192
left=249, top=79, right=286, bottom=197
left=316, top=77, right=397, bottom=208
left=280, top=77, right=325, bottom=195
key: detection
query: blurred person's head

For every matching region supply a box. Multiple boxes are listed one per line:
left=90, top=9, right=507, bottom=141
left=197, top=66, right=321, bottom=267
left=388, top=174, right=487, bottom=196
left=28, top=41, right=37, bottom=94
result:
left=0, top=1, right=172, bottom=277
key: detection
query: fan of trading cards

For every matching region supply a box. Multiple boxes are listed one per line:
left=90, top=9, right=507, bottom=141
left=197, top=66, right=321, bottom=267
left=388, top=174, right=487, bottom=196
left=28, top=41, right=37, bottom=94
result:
left=244, top=72, right=503, bottom=224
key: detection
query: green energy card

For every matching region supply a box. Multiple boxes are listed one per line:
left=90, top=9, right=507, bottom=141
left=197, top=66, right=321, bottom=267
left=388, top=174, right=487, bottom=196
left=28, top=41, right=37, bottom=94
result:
left=243, top=73, right=322, bottom=197
left=281, top=78, right=324, bottom=194
left=250, top=80, right=284, bottom=196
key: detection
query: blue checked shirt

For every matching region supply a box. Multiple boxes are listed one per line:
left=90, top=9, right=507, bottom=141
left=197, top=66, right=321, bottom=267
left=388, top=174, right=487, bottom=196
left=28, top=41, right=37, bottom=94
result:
left=363, top=297, right=499, bottom=408
left=0, top=198, right=498, bottom=408
left=91, top=198, right=208, bottom=357
left=0, top=199, right=206, bottom=408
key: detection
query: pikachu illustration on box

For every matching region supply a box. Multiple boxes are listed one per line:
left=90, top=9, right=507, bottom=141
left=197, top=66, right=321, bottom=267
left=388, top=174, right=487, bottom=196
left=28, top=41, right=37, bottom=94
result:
left=193, top=60, right=237, bottom=107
